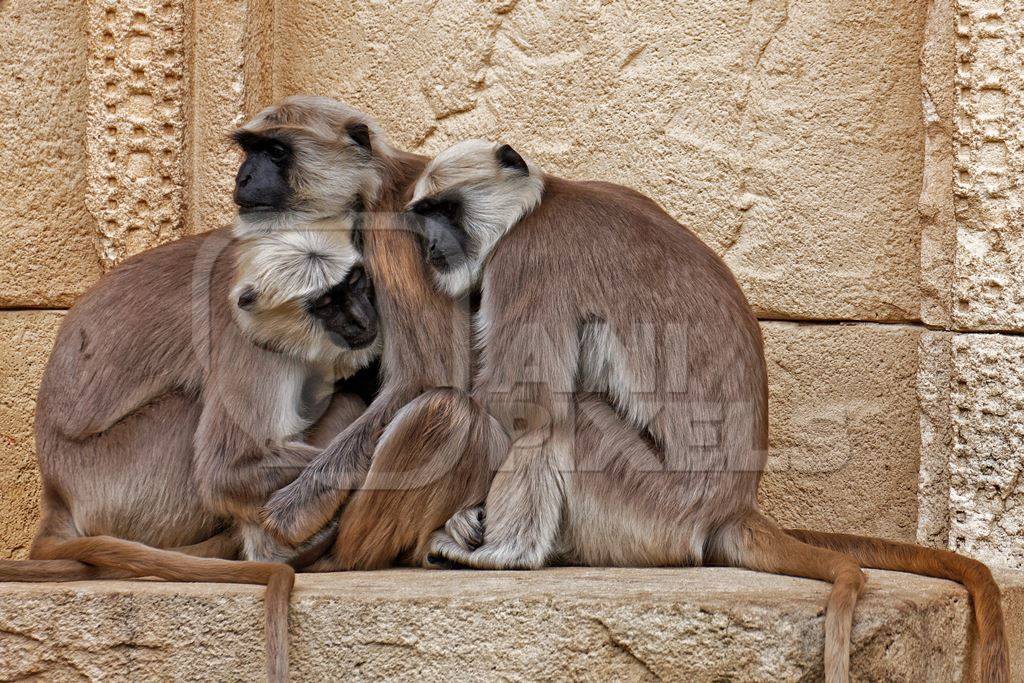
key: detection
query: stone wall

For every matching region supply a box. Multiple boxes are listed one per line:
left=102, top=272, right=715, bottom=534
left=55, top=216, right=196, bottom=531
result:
left=0, top=0, right=1020, bottom=567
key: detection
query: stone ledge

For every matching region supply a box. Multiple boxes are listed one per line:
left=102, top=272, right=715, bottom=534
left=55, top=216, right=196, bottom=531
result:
left=1, top=567, right=1022, bottom=681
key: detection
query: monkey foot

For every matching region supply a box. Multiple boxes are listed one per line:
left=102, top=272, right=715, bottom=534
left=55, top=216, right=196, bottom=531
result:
left=424, top=529, right=544, bottom=570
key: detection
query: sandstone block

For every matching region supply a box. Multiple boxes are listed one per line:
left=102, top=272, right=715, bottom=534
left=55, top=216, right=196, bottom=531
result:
left=0, top=312, right=62, bottom=559
left=0, top=1, right=101, bottom=307
left=922, top=0, right=1024, bottom=331
left=275, top=0, right=926, bottom=321
left=85, top=1, right=190, bottom=265
left=188, top=0, right=273, bottom=237
left=917, top=331, right=1024, bottom=569
left=760, top=322, right=923, bottom=540
left=3, top=567, right=1016, bottom=681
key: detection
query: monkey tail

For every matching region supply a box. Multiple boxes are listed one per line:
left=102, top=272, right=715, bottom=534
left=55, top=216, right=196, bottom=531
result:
left=785, top=528, right=1009, bottom=683
left=0, top=558, right=133, bottom=581
left=19, top=535, right=295, bottom=683
left=719, top=513, right=865, bottom=683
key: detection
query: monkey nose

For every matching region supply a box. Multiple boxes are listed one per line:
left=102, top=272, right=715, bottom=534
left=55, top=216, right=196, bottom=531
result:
left=428, top=245, right=448, bottom=270
left=333, top=316, right=377, bottom=350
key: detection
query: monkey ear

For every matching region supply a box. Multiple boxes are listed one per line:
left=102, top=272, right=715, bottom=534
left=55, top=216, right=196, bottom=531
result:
left=496, top=144, right=528, bottom=174
left=347, top=123, right=372, bottom=153
left=236, top=286, right=258, bottom=311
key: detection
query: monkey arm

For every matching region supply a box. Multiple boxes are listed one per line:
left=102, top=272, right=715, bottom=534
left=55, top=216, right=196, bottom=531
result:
left=194, top=400, right=323, bottom=519
left=312, top=388, right=508, bottom=571
left=431, top=308, right=579, bottom=570
left=260, top=388, right=407, bottom=545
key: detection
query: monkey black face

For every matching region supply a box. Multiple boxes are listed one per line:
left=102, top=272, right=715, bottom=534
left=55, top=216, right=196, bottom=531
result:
left=231, top=130, right=294, bottom=214
left=408, top=195, right=469, bottom=273
left=306, top=265, right=378, bottom=350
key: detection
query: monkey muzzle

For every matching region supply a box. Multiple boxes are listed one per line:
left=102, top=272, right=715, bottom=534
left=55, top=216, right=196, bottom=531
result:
left=307, top=273, right=378, bottom=350
left=325, top=318, right=377, bottom=350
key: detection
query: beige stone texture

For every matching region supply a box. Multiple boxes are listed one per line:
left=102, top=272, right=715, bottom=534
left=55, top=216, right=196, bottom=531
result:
left=917, top=331, right=1024, bottom=569
left=920, top=0, right=958, bottom=326
left=0, top=312, right=61, bottom=559
left=5, top=567, right=1022, bottom=681
left=951, top=0, right=1024, bottom=331
left=0, top=0, right=101, bottom=307
left=759, top=322, right=924, bottom=541
left=85, top=0, right=191, bottom=266
left=186, top=0, right=273, bottom=238
left=918, top=331, right=957, bottom=549
left=275, top=0, right=926, bottom=321
left=922, top=0, right=1024, bottom=331
left=1000, top=568, right=1024, bottom=682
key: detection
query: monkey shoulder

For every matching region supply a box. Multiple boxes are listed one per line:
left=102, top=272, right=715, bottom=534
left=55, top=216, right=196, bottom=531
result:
left=39, top=230, right=236, bottom=426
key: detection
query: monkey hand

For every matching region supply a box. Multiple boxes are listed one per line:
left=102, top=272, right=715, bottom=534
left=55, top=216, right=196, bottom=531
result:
left=443, top=506, right=486, bottom=551
left=261, top=461, right=347, bottom=546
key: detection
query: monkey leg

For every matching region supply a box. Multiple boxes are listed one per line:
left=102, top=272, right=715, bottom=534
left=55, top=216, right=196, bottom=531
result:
left=29, top=535, right=295, bottom=683
left=427, top=416, right=573, bottom=570
left=710, top=514, right=866, bottom=683
left=311, top=388, right=507, bottom=571
left=239, top=517, right=340, bottom=568
left=262, top=393, right=402, bottom=546
left=785, top=529, right=1008, bottom=683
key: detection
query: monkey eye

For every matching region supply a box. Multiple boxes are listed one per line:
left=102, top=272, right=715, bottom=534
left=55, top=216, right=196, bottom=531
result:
left=312, top=292, right=333, bottom=309
left=267, top=142, right=289, bottom=163
left=347, top=266, right=365, bottom=288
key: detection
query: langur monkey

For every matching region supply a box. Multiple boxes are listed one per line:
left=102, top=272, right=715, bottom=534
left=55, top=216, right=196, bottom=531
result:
left=404, top=140, right=1009, bottom=683
left=258, top=107, right=492, bottom=571
left=0, top=98, right=388, bottom=682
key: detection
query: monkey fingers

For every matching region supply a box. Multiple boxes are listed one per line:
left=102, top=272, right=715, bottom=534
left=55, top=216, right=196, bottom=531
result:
left=424, top=529, right=474, bottom=568
left=263, top=395, right=397, bottom=543
left=425, top=534, right=537, bottom=571
left=261, top=439, right=372, bottom=545
left=443, top=506, right=486, bottom=551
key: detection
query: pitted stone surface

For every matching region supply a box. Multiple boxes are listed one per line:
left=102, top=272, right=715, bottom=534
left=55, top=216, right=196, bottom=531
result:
left=917, top=331, right=1024, bottom=569
left=0, top=312, right=61, bottom=559
left=942, top=0, right=1024, bottom=331
left=760, top=322, right=924, bottom=541
left=85, top=0, right=189, bottom=266
left=0, top=0, right=101, bottom=307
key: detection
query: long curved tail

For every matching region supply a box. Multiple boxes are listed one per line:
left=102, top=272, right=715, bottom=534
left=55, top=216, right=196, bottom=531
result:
left=0, top=535, right=294, bottom=683
left=720, top=513, right=866, bottom=682
left=786, top=529, right=1009, bottom=683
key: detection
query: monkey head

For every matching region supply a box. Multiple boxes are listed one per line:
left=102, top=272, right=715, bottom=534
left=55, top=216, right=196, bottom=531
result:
left=407, top=140, right=543, bottom=298
left=233, top=262, right=380, bottom=369
left=231, top=95, right=389, bottom=236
